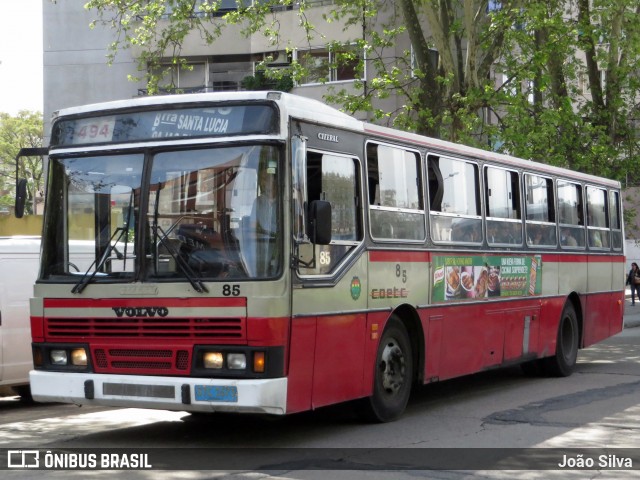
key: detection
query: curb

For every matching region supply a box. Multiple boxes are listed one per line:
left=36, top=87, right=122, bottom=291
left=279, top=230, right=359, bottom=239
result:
left=624, top=315, right=640, bottom=329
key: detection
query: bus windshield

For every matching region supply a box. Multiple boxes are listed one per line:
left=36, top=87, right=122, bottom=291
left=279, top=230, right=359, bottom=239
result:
left=41, top=144, right=283, bottom=285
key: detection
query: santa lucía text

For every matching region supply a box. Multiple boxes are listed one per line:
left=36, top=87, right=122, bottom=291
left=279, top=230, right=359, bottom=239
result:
left=152, top=112, right=229, bottom=137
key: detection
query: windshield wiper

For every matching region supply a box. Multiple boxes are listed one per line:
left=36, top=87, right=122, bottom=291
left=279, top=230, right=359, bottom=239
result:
left=152, top=225, right=208, bottom=293
left=150, top=177, right=208, bottom=293
left=71, top=227, right=128, bottom=294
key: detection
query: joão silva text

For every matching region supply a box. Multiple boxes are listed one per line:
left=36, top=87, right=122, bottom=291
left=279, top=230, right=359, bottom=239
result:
left=558, top=454, right=632, bottom=469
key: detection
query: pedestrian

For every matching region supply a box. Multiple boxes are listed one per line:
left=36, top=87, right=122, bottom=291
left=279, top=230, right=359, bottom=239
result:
left=626, top=262, right=640, bottom=306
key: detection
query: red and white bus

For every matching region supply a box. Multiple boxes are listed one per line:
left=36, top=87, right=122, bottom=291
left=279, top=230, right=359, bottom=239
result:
left=24, top=91, right=624, bottom=421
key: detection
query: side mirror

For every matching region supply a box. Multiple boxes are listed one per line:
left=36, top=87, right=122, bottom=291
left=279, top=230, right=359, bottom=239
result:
left=14, top=146, right=47, bottom=219
left=309, top=200, right=332, bottom=245
left=15, top=178, right=28, bottom=218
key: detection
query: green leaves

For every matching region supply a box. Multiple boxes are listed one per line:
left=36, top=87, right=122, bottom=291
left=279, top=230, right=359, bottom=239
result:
left=0, top=111, right=44, bottom=214
left=82, top=0, right=639, bottom=185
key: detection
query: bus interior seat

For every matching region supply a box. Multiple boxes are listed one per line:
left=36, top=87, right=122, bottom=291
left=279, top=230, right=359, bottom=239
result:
left=372, top=221, right=394, bottom=239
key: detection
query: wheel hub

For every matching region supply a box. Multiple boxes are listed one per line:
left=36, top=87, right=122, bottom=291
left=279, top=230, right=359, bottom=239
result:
left=379, top=340, right=406, bottom=394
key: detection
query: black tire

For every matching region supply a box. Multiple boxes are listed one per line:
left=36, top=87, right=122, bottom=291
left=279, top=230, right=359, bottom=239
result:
left=542, top=302, right=579, bottom=377
left=360, top=317, right=413, bottom=422
left=520, top=359, right=543, bottom=377
left=13, top=385, right=34, bottom=403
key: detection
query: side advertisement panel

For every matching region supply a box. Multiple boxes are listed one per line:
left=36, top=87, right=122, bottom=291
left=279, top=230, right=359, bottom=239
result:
left=432, top=254, right=542, bottom=302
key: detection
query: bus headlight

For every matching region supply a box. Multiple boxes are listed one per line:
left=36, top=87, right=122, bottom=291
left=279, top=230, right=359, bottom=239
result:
left=71, top=348, right=88, bottom=366
left=203, top=352, right=224, bottom=369
left=50, top=349, right=68, bottom=366
left=193, top=346, right=283, bottom=377
left=227, top=353, right=246, bottom=370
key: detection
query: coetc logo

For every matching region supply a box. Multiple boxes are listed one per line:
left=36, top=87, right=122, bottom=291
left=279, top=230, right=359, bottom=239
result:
left=350, top=277, right=362, bottom=300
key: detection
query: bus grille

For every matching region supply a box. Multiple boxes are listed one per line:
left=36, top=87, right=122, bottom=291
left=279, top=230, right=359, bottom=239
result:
left=44, top=317, right=245, bottom=340
left=93, top=347, right=191, bottom=374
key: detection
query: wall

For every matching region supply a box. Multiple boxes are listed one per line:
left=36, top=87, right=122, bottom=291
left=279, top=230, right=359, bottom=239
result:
left=0, top=216, right=43, bottom=236
left=43, top=0, right=143, bottom=143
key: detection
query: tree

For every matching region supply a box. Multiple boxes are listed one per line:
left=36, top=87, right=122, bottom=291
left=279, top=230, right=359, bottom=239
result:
left=489, top=0, right=640, bottom=180
left=82, top=0, right=640, bottom=182
left=83, top=1, right=519, bottom=140
left=0, top=111, right=44, bottom=215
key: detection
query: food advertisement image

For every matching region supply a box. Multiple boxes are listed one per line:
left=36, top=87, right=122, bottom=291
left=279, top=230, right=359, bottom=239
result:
left=433, top=255, right=542, bottom=302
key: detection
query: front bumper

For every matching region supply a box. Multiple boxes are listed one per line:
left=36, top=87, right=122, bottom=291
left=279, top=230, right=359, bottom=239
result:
left=29, top=370, right=287, bottom=414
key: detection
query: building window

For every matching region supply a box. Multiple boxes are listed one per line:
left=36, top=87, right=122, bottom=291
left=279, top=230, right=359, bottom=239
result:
left=410, top=46, right=439, bottom=78
left=297, top=46, right=362, bottom=85
left=145, top=61, right=208, bottom=95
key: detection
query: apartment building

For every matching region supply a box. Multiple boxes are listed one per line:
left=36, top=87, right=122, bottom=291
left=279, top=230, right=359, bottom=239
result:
left=42, top=0, right=411, bottom=141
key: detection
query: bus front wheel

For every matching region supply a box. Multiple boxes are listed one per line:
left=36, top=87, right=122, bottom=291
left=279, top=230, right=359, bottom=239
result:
left=360, top=317, right=413, bottom=422
left=542, top=302, right=579, bottom=377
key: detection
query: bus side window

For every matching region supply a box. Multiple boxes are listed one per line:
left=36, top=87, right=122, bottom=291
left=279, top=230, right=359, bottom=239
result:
left=297, top=149, right=361, bottom=276
left=558, top=180, right=586, bottom=248
left=428, top=159, right=444, bottom=212
left=367, top=142, right=425, bottom=241
left=586, top=186, right=609, bottom=250
left=427, top=154, right=481, bottom=244
left=485, top=166, right=522, bottom=245
left=367, top=143, right=379, bottom=205
left=610, top=190, right=623, bottom=250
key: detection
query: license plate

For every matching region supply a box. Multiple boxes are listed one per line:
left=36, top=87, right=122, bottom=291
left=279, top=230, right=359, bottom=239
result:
left=194, top=385, right=238, bottom=402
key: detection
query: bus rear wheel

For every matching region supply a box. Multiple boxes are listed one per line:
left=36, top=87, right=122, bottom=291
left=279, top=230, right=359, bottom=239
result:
left=542, top=302, right=579, bottom=377
left=360, top=317, right=413, bottom=422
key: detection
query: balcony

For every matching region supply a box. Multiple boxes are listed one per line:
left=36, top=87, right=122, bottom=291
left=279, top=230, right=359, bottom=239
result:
left=137, top=81, right=244, bottom=96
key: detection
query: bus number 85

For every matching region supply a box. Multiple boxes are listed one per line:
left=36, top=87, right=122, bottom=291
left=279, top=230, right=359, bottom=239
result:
left=222, top=284, right=240, bottom=296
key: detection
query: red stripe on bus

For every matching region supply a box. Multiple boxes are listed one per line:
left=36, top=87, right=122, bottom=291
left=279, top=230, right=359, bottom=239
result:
left=369, top=251, right=431, bottom=263
left=541, top=254, right=625, bottom=263
left=369, top=251, right=622, bottom=264
left=43, top=297, right=246, bottom=309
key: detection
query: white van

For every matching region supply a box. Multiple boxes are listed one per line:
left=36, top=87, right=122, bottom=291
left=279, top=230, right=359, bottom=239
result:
left=0, top=236, right=40, bottom=399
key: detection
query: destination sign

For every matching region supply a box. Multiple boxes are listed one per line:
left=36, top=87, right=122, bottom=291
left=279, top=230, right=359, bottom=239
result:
left=51, top=104, right=278, bottom=146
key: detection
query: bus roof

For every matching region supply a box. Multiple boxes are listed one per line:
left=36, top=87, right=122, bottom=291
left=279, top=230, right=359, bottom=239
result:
left=53, top=91, right=619, bottom=188
left=363, top=122, right=621, bottom=188
left=54, top=91, right=362, bottom=132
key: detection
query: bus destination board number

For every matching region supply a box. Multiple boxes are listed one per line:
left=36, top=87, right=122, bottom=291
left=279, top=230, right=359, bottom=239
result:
left=52, top=104, right=277, bottom=146
left=72, top=117, right=115, bottom=144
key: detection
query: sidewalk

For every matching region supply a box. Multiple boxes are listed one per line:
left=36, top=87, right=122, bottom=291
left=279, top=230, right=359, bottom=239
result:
left=624, top=287, right=640, bottom=328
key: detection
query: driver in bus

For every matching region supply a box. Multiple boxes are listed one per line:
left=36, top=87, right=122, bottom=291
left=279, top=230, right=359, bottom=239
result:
left=250, top=163, right=278, bottom=236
